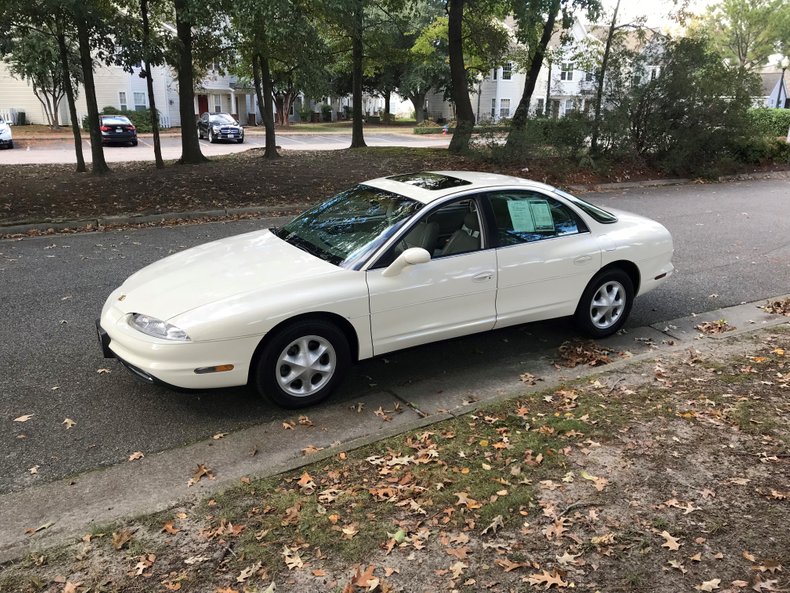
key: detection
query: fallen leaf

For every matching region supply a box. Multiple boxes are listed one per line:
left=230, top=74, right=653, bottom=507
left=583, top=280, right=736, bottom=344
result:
left=187, top=463, right=214, bottom=486
left=162, top=521, right=179, bottom=535
left=694, top=578, right=721, bottom=591
left=128, top=451, right=144, bottom=462
left=212, top=432, right=227, bottom=440
left=96, top=368, right=111, bottom=374
left=112, top=529, right=132, bottom=550
left=668, top=559, right=687, bottom=574
left=63, top=582, right=83, bottom=593
left=62, top=418, right=76, bottom=429
left=660, top=531, right=681, bottom=551
left=236, top=561, right=262, bottom=583
left=28, top=465, right=39, bottom=475
left=743, top=551, right=757, bottom=562
left=282, top=546, right=303, bottom=570
left=302, top=445, right=324, bottom=455
left=525, top=569, right=568, bottom=589
left=13, top=414, right=34, bottom=422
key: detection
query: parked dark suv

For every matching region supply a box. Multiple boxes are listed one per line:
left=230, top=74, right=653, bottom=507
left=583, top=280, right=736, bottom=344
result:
left=99, top=115, right=138, bottom=146
left=197, top=112, right=244, bottom=143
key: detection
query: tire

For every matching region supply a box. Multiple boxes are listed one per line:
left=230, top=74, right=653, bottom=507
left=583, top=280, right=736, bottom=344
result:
left=237, top=136, right=244, bottom=144
left=131, top=139, right=138, bottom=146
left=7, top=141, right=12, bottom=149
left=574, top=268, right=634, bottom=338
left=208, top=130, right=216, bottom=143
left=254, top=319, right=350, bottom=408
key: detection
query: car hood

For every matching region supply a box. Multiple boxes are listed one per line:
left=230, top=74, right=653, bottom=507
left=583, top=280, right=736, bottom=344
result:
left=115, top=229, right=340, bottom=320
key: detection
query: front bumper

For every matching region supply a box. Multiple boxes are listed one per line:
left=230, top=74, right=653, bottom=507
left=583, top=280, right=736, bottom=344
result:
left=98, top=305, right=260, bottom=389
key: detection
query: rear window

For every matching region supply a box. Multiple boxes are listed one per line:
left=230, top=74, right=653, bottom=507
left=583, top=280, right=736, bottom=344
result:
left=101, top=116, right=131, bottom=125
left=388, top=172, right=471, bottom=191
left=553, top=188, right=618, bottom=224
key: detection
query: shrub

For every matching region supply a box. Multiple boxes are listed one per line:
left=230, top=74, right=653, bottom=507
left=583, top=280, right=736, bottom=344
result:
left=730, top=135, right=790, bottom=164
left=748, top=108, right=790, bottom=137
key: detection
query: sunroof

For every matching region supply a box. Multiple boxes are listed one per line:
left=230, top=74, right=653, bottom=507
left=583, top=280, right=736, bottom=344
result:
left=388, top=172, right=471, bottom=190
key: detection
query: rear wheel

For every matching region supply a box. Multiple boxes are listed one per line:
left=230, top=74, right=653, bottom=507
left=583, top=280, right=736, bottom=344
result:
left=254, top=320, right=350, bottom=408
left=131, top=139, right=138, bottom=146
left=574, top=269, right=634, bottom=338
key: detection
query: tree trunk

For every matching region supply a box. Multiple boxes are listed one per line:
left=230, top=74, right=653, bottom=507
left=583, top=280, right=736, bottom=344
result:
left=252, top=57, right=265, bottom=126
left=76, top=16, right=109, bottom=174
left=506, top=0, right=559, bottom=147
left=174, top=0, right=207, bottom=164
left=447, top=0, right=475, bottom=153
left=410, top=94, right=426, bottom=123
left=257, top=53, right=279, bottom=159
left=383, top=89, right=391, bottom=123
left=57, top=30, right=85, bottom=173
left=590, top=0, right=620, bottom=154
left=350, top=0, right=366, bottom=148
left=141, top=0, right=164, bottom=168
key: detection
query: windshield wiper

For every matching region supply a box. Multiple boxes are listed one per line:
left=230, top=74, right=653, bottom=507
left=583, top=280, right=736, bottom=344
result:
left=282, top=233, right=327, bottom=260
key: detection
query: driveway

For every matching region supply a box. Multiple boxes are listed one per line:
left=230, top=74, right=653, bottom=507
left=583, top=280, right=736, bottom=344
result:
left=0, top=132, right=451, bottom=164
left=0, top=178, right=788, bottom=497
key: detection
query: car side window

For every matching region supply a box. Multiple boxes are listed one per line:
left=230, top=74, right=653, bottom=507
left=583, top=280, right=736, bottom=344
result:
left=487, top=191, right=588, bottom=246
left=372, top=198, right=484, bottom=268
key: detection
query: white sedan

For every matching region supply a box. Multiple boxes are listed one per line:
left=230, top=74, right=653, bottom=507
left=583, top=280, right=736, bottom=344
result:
left=0, top=116, right=13, bottom=149
left=98, top=171, right=673, bottom=407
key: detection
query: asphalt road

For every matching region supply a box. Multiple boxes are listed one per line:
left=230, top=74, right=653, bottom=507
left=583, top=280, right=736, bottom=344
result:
left=0, top=132, right=451, bottom=164
left=1, top=178, right=788, bottom=495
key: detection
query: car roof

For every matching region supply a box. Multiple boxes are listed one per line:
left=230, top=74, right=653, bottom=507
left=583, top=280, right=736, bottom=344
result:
left=362, top=171, right=560, bottom=204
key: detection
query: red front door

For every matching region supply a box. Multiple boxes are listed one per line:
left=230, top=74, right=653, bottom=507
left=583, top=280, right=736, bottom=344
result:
left=197, top=95, right=209, bottom=116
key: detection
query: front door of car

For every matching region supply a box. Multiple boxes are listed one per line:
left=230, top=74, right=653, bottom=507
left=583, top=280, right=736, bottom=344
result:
left=484, top=190, right=602, bottom=328
left=366, top=197, right=497, bottom=355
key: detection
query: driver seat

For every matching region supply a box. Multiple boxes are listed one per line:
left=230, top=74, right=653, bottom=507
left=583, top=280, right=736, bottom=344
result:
left=441, top=213, right=481, bottom=256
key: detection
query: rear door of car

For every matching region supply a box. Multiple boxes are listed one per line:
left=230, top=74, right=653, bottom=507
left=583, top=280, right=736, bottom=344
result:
left=483, top=189, right=602, bottom=328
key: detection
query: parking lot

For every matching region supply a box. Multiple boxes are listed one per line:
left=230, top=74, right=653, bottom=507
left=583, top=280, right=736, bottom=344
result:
left=0, top=131, right=451, bottom=164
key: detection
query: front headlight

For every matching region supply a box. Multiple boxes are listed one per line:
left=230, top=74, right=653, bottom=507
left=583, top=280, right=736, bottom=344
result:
left=129, top=313, right=191, bottom=341
left=212, top=125, right=220, bottom=132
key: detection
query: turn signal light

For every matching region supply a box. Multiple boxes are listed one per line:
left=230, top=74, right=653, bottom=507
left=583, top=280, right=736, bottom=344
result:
left=194, top=364, right=234, bottom=374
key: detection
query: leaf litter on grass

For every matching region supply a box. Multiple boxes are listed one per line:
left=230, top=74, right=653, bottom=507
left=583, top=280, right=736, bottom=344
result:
left=2, top=327, right=788, bottom=593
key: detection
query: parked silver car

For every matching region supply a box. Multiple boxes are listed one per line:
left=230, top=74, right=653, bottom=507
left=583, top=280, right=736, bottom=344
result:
left=0, top=117, right=13, bottom=149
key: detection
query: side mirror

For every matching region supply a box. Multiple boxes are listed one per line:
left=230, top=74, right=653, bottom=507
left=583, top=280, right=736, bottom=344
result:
left=381, top=247, right=431, bottom=277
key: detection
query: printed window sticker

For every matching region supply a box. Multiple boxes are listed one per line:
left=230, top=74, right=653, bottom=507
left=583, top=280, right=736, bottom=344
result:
left=506, top=198, right=555, bottom=232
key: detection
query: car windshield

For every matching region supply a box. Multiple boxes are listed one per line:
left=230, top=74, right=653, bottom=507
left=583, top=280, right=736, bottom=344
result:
left=210, top=114, right=237, bottom=124
left=274, top=185, right=422, bottom=268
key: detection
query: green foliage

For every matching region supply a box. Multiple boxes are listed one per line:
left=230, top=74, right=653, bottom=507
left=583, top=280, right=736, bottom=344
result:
left=488, top=114, right=593, bottom=162
left=730, top=135, right=790, bottom=164
left=702, top=0, right=786, bottom=71
left=748, top=108, right=790, bottom=137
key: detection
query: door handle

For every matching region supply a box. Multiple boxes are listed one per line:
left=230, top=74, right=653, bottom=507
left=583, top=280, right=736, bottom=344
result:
left=574, top=255, right=592, bottom=265
left=473, top=271, right=494, bottom=282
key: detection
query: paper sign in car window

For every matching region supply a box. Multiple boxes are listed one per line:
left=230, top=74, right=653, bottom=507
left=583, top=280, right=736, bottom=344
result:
left=529, top=199, right=554, bottom=231
left=506, top=200, right=536, bottom=232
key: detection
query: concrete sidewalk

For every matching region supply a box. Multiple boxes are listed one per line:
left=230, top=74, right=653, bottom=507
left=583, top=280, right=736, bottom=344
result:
left=1, top=295, right=787, bottom=563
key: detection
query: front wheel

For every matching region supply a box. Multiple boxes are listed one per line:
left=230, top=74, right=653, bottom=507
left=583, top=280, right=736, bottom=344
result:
left=208, top=130, right=216, bottom=143
left=237, top=136, right=244, bottom=144
left=574, top=269, right=634, bottom=338
left=254, top=320, right=350, bottom=408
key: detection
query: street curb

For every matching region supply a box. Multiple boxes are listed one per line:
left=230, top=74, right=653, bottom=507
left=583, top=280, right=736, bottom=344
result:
left=3, top=170, right=788, bottom=237
left=0, top=295, right=787, bottom=563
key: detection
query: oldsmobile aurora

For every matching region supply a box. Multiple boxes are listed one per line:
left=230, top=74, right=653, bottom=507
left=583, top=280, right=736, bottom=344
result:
left=97, top=172, right=674, bottom=408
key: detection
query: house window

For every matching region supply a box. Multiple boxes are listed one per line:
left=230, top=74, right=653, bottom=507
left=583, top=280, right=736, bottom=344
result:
left=213, top=94, right=222, bottom=113
left=650, top=67, right=659, bottom=80
left=491, top=98, right=496, bottom=118
left=631, top=74, right=641, bottom=86
left=133, top=92, right=146, bottom=111
left=500, top=98, right=510, bottom=118
left=585, top=71, right=594, bottom=82
left=119, top=92, right=128, bottom=111
left=493, top=68, right=498, bottom=80
left=536, top=98, right=545, bottom=115
left=560, top=63, right=574, bottom=81
left=565, top=99, right=574, bottom=113
left=550, top=100, right=560, bottom=118
left=502, top=62, right=512, bottom=80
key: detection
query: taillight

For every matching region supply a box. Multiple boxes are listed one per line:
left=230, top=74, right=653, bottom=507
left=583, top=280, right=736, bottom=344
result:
left=128, top=125, right=136, bottom=131
left=100, top=125, right=111, bottom=131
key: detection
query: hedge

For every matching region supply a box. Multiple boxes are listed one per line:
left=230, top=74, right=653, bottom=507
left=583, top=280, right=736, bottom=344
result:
left=748, top=108, right=790, bottom=137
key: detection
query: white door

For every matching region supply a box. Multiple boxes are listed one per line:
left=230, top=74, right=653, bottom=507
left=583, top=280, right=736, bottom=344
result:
left=484, top=190, right=602, bottom=328
left=366, top=197, right=497, bottom=355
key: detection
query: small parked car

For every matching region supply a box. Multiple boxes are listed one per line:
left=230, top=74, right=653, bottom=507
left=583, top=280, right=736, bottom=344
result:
left=0, top=116, right=13, bottom=149
left=97, top=172, right=674, bottom=408
left=198, top=112, right=244, bottom=143
left=99, top=115, right=138, bottom=146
